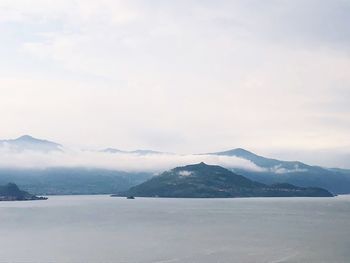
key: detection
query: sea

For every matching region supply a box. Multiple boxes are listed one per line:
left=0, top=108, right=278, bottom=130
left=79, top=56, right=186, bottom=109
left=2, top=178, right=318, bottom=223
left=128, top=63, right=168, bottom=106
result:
left=0, top=195, right=349, bottom=263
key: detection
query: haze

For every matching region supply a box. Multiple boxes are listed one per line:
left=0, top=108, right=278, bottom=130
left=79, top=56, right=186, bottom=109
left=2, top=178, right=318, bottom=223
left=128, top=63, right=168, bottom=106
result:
left=1, top=0, right=350, bottom=167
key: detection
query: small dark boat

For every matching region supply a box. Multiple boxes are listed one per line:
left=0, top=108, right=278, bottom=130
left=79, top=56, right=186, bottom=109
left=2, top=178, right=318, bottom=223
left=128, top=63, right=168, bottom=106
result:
left=126, top=196, right=135, bottom=199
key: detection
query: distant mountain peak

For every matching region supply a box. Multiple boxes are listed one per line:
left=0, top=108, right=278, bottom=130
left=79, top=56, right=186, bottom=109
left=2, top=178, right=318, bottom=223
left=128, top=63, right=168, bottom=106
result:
left=13, top=135, right=61, bottom=145
left=102, top=148, right=123, bottom=153
left=15, top=135, right=37, bottom=141
left=213, top=148, right=256, bottom=156
left=232, top=148, right=254, bottom=154
left=209, top=148, right=310, bottom=171
left=102, top=148, right=164, bottom=155
left=0, top=135, right=62, bottom=153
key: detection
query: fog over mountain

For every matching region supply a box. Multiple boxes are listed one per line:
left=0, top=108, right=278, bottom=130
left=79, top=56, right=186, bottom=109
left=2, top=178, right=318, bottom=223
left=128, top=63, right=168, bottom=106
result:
left=1, top=0, right=350, bottom=162
left=1, top=135, right=350, bottom=194
left=0, top=135, right=346, bottom=173
left=0, top=145, right=261, bottom=173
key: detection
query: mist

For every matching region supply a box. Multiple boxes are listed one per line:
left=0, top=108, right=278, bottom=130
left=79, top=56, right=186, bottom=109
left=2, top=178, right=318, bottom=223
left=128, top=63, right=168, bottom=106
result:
left=0, top=148, right=264, bottom=173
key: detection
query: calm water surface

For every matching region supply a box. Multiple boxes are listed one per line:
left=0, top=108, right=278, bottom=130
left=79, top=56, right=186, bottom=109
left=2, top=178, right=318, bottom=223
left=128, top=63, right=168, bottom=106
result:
left=0, top=195, right=349, bottom=263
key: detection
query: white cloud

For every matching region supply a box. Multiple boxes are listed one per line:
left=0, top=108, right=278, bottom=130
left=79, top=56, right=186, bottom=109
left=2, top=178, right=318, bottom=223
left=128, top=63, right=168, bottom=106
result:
left=178, top=170, right=193, bottom=177
left=270, top=164, right=308, bottom=175
left=0, top=149, right=264, bottom=173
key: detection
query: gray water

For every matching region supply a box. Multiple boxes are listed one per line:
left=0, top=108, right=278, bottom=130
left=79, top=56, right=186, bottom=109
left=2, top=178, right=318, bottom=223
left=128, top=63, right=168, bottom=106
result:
left=0, top=195, right=349, bottom=263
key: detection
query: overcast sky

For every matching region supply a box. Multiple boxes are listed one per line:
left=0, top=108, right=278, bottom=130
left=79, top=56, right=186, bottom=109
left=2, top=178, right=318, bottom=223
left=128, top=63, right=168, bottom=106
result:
left=1, top=0, right=349, bottom=167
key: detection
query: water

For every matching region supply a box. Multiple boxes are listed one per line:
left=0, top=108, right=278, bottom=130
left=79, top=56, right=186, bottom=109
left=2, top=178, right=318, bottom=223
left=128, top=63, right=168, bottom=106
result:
left=0, top=195, right=349, bottom=263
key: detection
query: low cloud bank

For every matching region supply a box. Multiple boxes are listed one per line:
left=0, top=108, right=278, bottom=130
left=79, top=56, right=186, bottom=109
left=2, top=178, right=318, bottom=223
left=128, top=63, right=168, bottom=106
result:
left=270, top=164, right=308, bottom=174
left=0, top=149, right=265, bottom=173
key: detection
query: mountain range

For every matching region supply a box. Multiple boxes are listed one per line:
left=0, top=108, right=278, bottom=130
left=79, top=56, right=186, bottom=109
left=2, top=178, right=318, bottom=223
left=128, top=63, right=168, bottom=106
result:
left=0, top=135, right=350, bottom=195
left=121, top=162, right=333, bottom=198
left=0, top=168, right=152, bottom=195
left=209, top=148, right=350, bottom=194
left=102, top=148, right=164, bottom=155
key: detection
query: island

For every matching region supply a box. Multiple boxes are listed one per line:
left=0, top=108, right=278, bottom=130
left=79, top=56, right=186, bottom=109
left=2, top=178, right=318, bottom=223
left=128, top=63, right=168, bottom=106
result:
left=115, top=162, right=334, bottom=198
left=0, top=183, right=48, bottom=201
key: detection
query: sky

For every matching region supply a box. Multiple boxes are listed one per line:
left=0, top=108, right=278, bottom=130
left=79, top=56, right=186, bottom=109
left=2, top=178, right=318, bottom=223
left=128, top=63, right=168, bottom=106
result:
left=1, top=0, right=350, bottom=167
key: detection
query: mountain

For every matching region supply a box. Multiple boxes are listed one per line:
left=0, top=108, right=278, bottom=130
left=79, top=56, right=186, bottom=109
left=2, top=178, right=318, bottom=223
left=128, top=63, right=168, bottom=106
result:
left=120, top=163, right=333, bottom=198
left=210, top=148, right=309, bottom=170
left=0, top=168, right=153, bottom=195
left=0, top=137, right=349, bottom=195
left=102, top=148, right=164, bottom=155
left=0, top=135, right=62, bottom=153
left=0, top=182, right=47, bottom=201
left=209, top=148, right=350, bottom=194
